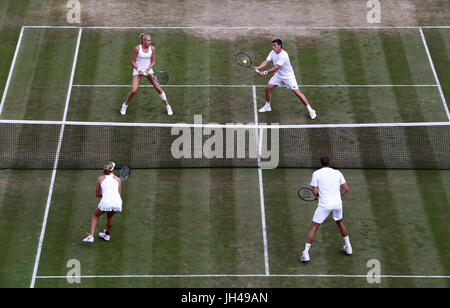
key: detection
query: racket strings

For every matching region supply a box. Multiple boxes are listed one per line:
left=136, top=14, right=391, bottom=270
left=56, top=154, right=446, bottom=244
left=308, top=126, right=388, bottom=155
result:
left=119, top=167, right=130, bottom=182
left=236, top=53, right=252, bottom=67
left=155, top=71, right=169, bottom=85
left=299, top=188, right=316, bottom=201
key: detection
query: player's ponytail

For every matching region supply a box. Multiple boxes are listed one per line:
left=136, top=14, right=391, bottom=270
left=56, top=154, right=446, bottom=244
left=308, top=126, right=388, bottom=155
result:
left=140, top=33, right=148, bottom=44
left=103, top=162, right=115, bottom=175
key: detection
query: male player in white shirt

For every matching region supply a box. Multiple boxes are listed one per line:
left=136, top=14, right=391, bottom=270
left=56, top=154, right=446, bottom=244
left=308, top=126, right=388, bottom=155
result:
left=301, top=156, right=351, bottom=262
left=253, top=39, right=316, bottom=119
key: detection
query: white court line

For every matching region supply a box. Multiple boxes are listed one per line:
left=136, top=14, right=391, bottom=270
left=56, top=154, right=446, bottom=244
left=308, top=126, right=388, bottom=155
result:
left=23, top=25, right=450, bottom=30
left=72, top=84, right=438, bottom=88
left=0, top=27, right=24, bottom=117
left=252, top=86, right=270, bottom=276
left=419, top=28, right=450, bottom=122
left=36, top=273, right=450, bottom=279
left=29, top=28, right=83, bottom=289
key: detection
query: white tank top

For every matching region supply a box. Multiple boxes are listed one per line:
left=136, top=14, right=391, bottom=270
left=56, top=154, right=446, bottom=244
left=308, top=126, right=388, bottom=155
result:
left=136, top=44, right=152, bottom=69
left=101, top=174, right=121, bottom=201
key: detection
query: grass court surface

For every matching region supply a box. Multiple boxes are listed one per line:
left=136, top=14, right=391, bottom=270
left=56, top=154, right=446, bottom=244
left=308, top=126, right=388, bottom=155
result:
left=0, top=0, right=450, bottom=288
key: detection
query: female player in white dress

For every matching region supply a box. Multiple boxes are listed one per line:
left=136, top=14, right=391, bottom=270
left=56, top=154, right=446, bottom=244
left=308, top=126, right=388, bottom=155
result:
left=83, top=162, right=122, bottom=243
left=120, top=33, right=173, bottom=116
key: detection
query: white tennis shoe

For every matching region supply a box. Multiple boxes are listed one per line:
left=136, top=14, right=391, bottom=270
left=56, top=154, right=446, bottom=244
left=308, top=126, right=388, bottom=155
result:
left=120, top=103, right=128, bottom=115
left=343, top=245, right=353, bottom=255
left=99, top=230, right=110, bottom=241
left=300, top=251, right=310, bottom=262
left=82, top=234, right=94, bottom=243
left=258, top=103, right=271, bottom=113
left=166, top=105, right=173, bottom=115
left=309, top=109, right=317, bottom=120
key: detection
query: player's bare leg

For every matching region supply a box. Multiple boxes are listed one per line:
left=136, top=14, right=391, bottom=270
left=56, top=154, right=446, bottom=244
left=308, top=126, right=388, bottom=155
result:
left=121, top=75, right=141, bottom=115
left=301, top=222, right=320, bottom=262
left=259, top=84, right=277, bottom=112
left=292, top=89, right=309, bottom=106
left=292, top=89, right=316, bottom=119
left=125, top=75, right=141, bottom=105
left=89, top=208, right=104, bottom=237
left=336, top=219, right=352, bottom=254
left=106, top=212, right=115, bottom=234
left=97, top=212, right=115, bottom=242
left=306, top=222, right=321, bottom=244
left=336, top=219, right=348, bottom=237
left=146, top=75, right=172, bottom=115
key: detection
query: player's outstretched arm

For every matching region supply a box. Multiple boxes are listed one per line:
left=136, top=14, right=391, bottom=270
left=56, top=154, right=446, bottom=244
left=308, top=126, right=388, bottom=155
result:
left=253, top=60, right=270, bottom=71
left=257, top=64, right=280, bottom=76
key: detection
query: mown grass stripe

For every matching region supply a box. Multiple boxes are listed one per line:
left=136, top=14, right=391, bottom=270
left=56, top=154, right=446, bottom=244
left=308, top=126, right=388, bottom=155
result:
left=72, top=30, right=101, bottom=90
left=0, top=171, right=51, bottom=288
left=380, top=31, right=438, bottom=169
left=422, top=29, right=450, bottom=118
left=0, top=1, right=32, bottom=106
left=0, top=172, right=25, bottom=286
left=1, top=28, right=44, bottom=119
left=386, top=170, right=449, bottom=284
left=415, top=170, right=450, bottom=286
left=419, top=29, right=450, bottom=121
left=22, top=29, right=75, bottom=119
left=338, top=31, right=415, bottom=286
left=263, top=169, right=297, bottom=274
left=150, top=170, right=183, bottom=275
left=209, top=169, right=239, bottom=274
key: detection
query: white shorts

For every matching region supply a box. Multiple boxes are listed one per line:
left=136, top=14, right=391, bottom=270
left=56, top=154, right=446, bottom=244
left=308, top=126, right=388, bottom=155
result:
left=133, top=67, right=154, bottom=76
left=98, top=198, right=123, bottom=212
left=268, top=75, right=299, bottom=90
left=312, top=206, right=343, bottom=224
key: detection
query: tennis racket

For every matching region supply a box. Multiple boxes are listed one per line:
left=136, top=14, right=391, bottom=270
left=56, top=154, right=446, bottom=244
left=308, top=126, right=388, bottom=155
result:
left=119, top=166, right=131, bottom=183
left=235, top=53, right=260, bottom=73
left=298, top=187, right=317, bottom=202
left=146, top=70, right=169, bottom=85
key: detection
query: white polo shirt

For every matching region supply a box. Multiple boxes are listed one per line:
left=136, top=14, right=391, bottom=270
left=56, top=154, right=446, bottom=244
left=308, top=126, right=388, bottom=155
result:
left=311, top=167, right=346, bottom=209
left=266, top=49, right=295, bottom=79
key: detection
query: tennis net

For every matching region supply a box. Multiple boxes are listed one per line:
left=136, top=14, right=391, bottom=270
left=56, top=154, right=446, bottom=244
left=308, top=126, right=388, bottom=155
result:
left=0, top=120, right=449, bottom=170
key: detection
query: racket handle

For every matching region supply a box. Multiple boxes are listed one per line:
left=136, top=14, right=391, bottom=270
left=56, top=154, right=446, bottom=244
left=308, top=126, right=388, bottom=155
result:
left=254, top=69, right=260, bottom=73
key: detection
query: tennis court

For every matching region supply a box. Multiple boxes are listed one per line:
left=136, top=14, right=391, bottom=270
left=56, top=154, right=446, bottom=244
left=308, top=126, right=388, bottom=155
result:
left=1, top=6, right=450, bottom=289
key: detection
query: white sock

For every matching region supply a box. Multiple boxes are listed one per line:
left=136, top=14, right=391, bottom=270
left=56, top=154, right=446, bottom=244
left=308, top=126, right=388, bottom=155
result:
left=306, top=105, right=313, bottom=112
left=304, top=243, right=311, bottom=253
left=343, top=236, right=351, bottom=247
left=122, top=102, right=127, bottom=109
left=266, top=101, right=271, bottom=105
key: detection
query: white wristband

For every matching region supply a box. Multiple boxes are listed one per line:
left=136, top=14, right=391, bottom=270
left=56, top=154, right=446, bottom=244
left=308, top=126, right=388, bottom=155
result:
left=264, top=71, right=268, bottom=75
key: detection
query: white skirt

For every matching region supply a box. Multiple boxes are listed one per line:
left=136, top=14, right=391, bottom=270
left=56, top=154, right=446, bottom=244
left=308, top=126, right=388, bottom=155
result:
left=98, top=198, right=123, bottom=212
left=133, top=67, right=154, bottom=76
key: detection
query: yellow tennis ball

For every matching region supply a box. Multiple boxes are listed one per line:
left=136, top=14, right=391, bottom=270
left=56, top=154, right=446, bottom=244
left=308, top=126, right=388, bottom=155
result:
left=243, top=60, right=247, bottom=64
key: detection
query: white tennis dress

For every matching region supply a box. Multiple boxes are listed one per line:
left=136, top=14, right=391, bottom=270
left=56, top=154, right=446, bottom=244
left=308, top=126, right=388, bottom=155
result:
left=98, top=174, right=122, bottom=212
left=133, top=44, right=154, bottom=75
